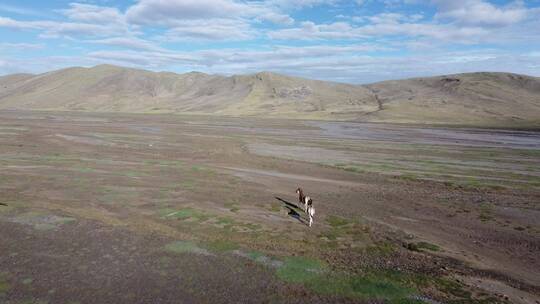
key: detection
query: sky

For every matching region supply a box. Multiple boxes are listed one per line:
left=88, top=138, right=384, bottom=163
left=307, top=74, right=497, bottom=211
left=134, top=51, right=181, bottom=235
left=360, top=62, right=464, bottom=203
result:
left=1, top=0, right=540, bottom=84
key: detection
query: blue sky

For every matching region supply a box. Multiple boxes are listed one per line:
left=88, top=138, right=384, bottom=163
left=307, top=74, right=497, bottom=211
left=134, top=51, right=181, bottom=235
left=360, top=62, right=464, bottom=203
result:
left=1, top=0, right=540, bottom=83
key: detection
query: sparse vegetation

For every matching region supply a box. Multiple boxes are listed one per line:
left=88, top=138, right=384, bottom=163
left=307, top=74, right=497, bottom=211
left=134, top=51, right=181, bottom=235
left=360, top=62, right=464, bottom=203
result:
left=1, top=111, right=537, bottom=303
left=165, top=241, right=209, bottom=255
left=207, top=240, right=239, bottom=253
left=0, top=277, right=9, bottom=295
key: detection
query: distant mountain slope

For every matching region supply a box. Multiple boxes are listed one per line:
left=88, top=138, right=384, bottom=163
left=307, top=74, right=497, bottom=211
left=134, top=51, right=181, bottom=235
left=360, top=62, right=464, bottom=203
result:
left=365, top=72, right=540, bottom=126
left=1, top=65, right=539, bottom=127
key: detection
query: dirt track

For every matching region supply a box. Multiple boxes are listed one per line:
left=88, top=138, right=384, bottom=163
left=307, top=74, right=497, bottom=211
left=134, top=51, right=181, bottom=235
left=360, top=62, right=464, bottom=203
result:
left=1, top=110, right=539, bottom=304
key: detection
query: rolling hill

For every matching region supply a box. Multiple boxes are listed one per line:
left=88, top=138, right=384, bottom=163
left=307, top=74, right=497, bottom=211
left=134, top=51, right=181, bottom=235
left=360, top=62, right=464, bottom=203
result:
left=1, top=64, right=539, bottom=127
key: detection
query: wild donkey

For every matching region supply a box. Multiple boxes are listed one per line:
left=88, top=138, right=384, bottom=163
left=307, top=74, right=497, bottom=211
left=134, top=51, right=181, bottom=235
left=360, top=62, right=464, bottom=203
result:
left=296, top=187, right=315, bottom=227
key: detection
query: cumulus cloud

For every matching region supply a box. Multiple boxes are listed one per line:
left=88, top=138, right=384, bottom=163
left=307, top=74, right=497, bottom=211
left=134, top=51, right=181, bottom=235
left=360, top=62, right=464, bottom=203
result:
left=126, top=0, right=248, bottom=24
left=0, top=16, right=40, bottom=30
left=88, top=37, right=164, bottom=52
left=270, top=0, right=339, bottom=9
left=268, top=9, right=525, bottom=43
left=257, top=12, right=294, bottom=25
left=77, top=46, right=540, bottom=83
left=0, top=42, right=44, bottom=50
left=126, top=0, right=293, bottom=27
left=269, top=21, right=362, bottom=40
left=61, top=3, right=124, bottom=24
left=1, top=0, right=539, bottom=82
left=0, top=3, right=43, bottom=16
left=159, top=19, right=255, bottom=41
left=0, top=13, right=129, bottom=39
left=433, top=0, right=529, bottom=26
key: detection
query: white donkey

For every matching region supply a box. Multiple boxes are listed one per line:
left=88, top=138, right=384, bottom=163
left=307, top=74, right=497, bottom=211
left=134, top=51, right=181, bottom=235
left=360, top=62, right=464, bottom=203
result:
left=296, top=187, right=315, bottom=227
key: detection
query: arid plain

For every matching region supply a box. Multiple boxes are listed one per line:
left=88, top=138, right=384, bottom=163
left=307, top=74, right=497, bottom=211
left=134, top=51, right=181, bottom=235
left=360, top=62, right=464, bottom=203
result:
left=1, top=110, right=539, bottom=304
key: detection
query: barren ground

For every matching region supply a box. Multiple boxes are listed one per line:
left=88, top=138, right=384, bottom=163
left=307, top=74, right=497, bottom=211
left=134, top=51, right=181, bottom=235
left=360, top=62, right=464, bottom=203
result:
left=1, top=110, right=539, bottom=304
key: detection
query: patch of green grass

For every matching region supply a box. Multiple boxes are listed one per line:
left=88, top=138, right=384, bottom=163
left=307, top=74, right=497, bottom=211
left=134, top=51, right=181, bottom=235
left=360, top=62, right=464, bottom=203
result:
left=416, top=242, right=440, bottom=252
left=517, top=149, right=540, bottom=158
left=76, top=167, right=95, bottom=173
left=207, top=240, right=239, bottom=253
left=163, top=208, right=211, bottom=222
left=478, top=203, right=494, bottom=222
left=0, top=274, right=9, bottom=295
left=268, top=202, right=281, bottom=213
left=312, top=275, right=414, bottom=300
left=478, top=213, right=493, bottom=222
left=145, top=160, right=185, bottom=167
left=398, top=174, right=422, bottom=182
left=247, top=251, right=264, bottom=260
left=435, top=278, right=472, bottom=299
left=320, top=217, right=367, bottom=243
left=275, top=257, right=415, bottom=301
left=191, top=165, right=216, bottom=175
left=180, top=180, right=195, bottom=190
left=319, top=229, right=342, bottom=241
left=216, top=216, right=236, bottom=226
left=123, top=170, right=141, bottom=178
left=334, top=164, right=366, bottom=173
left=164, top=241, right=208, bottom=255
left=276, top=257, right=327, bottom=283
left=224, top=201, right=240, bottom=213
left=365, top=242, right=396, bottom=256
left=98, top=186, right=139, bottom=205
left=240, top=222, right=262, bottom=231
left=326, top=215, right=351, bottom=227
left=157, top=208, right=177, bottom=217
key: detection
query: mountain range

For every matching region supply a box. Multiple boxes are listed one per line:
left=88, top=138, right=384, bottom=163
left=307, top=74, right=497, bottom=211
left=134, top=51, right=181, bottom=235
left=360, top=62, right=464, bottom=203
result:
left=1, top=64, right=539, bottom=127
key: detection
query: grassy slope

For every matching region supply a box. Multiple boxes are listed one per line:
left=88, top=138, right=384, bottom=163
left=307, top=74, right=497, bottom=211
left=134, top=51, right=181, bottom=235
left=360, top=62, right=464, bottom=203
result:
left=1, top=65, right=539, bottom=127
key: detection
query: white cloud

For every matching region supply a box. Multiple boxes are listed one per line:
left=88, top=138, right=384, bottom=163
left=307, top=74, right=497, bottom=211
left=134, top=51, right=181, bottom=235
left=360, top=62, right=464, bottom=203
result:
left=257, top=12, right=294, bottom=25
left=78, top=46, right=540, bottom=83
left=1, top=0, right=539, bottom=82
left=0, top=16, right=40, bottom=30
left=125, top=0, right=293, bottom=27
left=80, top=43, right=388, bottom=73
left=0, top=15, right=129, bottom=39
left=160, top=19, right=255, bottom=41
left=433, top=0, right=529, bottom=27
left=268, top=11, right=511, bottom=43
left=61, top=3, right=124, bottom=24
left=88, top=37, right=164, bottom=52
left=368, top=13, right=406, bottom=24
left=3, top=42, right=540, bottom=83
left=126, top=0, right=248, bottom=24
left=0, top=42, right=44, bottom=50
left=0, top=3, right=43, bottom=17
left=269, top=0, right=339, bottom=9
left=269, top=21, right=363, bottom=40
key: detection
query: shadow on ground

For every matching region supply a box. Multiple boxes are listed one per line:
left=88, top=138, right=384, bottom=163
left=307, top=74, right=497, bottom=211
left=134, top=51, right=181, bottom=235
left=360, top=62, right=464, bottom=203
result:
left=275, top=197, right=307, bottom=225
